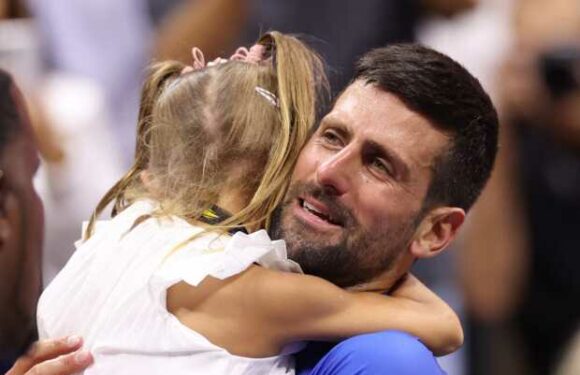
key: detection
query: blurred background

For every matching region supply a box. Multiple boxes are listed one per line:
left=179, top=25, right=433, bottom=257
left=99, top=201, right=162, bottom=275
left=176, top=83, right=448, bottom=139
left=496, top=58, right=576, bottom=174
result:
left=1, top=0, right=578, bottom=373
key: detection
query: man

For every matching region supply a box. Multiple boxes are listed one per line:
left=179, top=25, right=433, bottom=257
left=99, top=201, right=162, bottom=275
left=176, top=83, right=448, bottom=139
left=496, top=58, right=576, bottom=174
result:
left=9, top=43, right=498, bottom=374
left=276, top=43, right=498, bottom=374
left=0, top=70, right=91, bottom=374
left=0, top=70, right=43, bottom=371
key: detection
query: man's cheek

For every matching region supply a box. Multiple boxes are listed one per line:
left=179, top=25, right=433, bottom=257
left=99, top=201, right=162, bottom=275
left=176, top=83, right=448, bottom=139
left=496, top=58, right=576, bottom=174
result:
left=292, top=146, right=320, bottom=181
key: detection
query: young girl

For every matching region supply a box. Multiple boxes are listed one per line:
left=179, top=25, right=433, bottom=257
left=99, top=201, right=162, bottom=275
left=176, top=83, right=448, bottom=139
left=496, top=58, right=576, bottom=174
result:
left=37, top=32, right=462, bottom=374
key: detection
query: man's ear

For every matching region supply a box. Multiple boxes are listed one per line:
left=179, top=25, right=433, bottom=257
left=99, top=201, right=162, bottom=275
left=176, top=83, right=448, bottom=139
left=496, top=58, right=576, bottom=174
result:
left=409, top=206, right=465, bottom=259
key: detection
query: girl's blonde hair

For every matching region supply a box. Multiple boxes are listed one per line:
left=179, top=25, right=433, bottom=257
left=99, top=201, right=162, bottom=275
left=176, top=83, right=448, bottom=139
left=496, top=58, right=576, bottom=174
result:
left=85, top=31, right=327, bottom=239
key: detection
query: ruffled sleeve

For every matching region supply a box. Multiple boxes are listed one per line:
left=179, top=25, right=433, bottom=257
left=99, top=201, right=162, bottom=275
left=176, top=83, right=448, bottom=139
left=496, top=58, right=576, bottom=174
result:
left=152, top=229, right=303, bottom=291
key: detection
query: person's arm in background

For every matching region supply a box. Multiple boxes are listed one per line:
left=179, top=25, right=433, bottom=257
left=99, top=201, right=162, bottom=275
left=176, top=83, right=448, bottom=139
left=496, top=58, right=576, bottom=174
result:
left=458, top=0, right=580, bottom=324
left=6, top=337, right=92, bottom=375
left=153, top=0, right=250, bottom=63
left=458, top=114, right=530, bottom=322
left=456, top=0, right=536, bottom=323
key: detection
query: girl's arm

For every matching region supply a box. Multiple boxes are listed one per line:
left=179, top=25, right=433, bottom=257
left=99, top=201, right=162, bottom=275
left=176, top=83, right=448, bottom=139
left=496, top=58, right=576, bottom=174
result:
left=255, top=269, right=463, bottom=356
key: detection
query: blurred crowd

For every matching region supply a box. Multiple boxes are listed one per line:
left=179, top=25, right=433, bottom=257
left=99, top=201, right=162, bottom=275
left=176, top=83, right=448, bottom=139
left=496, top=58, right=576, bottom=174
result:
left=1, top=0, right=579, bottom=374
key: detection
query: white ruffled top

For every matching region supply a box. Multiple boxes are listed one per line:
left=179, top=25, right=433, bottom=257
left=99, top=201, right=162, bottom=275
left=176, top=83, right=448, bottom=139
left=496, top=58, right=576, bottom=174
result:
left=37, top=200, right=304, bottom=375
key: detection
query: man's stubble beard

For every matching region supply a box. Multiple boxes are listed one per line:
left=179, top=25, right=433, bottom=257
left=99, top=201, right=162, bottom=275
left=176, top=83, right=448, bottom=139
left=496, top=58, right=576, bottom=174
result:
left=270, top=182, right=418, bottom=288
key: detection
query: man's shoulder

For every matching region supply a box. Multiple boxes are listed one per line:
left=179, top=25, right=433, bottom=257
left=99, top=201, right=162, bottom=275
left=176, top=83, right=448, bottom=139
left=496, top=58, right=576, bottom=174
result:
left=297, top=331, right=445, bottom=375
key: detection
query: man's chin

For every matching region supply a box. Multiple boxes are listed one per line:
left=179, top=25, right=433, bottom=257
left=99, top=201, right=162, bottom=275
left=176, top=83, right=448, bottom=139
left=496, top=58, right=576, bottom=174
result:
left=286, top=238, right=341, bottom=262
left=284, top=220, right=345, bottom=254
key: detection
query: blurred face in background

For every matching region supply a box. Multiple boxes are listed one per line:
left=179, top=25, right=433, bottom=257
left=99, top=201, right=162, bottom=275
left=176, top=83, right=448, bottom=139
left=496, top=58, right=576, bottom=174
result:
left=0, top=83, right=43, bottom=352
left=502, top=0, right=580, bottom=146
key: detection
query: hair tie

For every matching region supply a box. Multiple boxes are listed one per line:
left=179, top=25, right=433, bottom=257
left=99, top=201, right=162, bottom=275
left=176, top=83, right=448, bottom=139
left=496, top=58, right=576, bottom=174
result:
left=230, top=44, right=269, bottom=64
left=181, top=46, right=279, bottom=108
left=192, top=47, right=205, bottom=69
left=230, top=47, right=249, bottom=61
left=183, top=43, right=271, bottom=75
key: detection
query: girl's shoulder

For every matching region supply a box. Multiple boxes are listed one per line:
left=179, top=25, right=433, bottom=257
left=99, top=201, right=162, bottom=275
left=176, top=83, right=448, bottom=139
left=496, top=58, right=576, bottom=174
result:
left=155, top=229, right=302, bottom=292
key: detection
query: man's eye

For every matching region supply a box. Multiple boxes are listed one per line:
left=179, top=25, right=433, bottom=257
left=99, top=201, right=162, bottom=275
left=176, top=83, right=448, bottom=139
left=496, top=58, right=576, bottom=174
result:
left=370, top=158, right=392, bottom=176
left=321, top=130, right=342, bottom=145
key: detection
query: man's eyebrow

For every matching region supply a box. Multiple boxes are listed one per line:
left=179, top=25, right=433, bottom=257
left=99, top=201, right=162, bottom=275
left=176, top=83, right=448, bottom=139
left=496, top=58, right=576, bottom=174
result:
left=365, top=140, right=410, bottom=181
left=319, top=116, right=351, bottom=135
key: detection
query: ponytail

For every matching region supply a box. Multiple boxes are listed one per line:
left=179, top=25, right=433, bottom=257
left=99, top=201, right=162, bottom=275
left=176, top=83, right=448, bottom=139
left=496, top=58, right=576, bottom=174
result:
left=257, top=31, right=328, bottom=228
left=218, top=31, right=329, bottom=231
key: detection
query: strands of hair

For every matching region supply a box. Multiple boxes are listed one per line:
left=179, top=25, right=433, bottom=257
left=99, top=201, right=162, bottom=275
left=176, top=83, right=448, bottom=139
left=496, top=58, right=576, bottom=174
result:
left=84, top=31, right=328, bottom=240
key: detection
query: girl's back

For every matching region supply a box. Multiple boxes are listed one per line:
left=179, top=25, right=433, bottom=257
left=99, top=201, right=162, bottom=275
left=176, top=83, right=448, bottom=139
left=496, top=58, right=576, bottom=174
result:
left=38, top=200, right=303, bottom=374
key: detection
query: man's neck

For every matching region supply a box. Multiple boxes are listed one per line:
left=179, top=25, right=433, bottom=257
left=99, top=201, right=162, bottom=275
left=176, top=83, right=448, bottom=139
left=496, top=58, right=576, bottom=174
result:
left=346, top=253, right=415, bottom=293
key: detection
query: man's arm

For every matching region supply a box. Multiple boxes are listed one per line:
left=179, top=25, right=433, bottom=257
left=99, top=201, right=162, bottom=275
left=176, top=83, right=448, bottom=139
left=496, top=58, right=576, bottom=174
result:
left=153, top=0, right=249, bottom=63
left=7, top=337, right=92, bottom=375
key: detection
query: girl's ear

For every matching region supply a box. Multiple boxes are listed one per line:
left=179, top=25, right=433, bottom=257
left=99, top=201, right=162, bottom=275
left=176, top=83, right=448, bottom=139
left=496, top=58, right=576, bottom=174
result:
left=140, top=169, right=153, bottom=188
left=409, top=207, right=465, bottom=259
left=139, top=169, right=163, bottom=200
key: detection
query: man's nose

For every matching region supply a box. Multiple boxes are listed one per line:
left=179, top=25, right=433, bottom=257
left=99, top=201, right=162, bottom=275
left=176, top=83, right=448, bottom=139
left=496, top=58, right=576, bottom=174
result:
left=316, top=148, right=356, bottom=196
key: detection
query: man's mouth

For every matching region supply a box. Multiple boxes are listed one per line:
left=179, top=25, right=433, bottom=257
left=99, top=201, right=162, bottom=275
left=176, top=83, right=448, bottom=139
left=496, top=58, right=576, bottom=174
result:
left=298, top=198, right=341, bottom=226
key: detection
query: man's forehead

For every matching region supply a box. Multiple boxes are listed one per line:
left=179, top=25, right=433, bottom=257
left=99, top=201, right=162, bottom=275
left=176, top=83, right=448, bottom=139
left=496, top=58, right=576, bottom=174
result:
left=330, top=81, right=427, bottom=130
left=325, top=81, right=450, bottom=170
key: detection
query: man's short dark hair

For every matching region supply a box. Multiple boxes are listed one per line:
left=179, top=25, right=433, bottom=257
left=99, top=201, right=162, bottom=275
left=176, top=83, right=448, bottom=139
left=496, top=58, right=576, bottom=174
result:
left=0, top=70, right=22, bottom=154
left=354, top=43, right=499, bottom=212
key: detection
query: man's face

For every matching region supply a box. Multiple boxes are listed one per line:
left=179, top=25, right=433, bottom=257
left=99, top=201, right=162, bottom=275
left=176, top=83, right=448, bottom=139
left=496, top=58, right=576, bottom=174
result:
left=271, top=80, right=450, bottom=288
left=0, top=85, right=43, bottom=349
